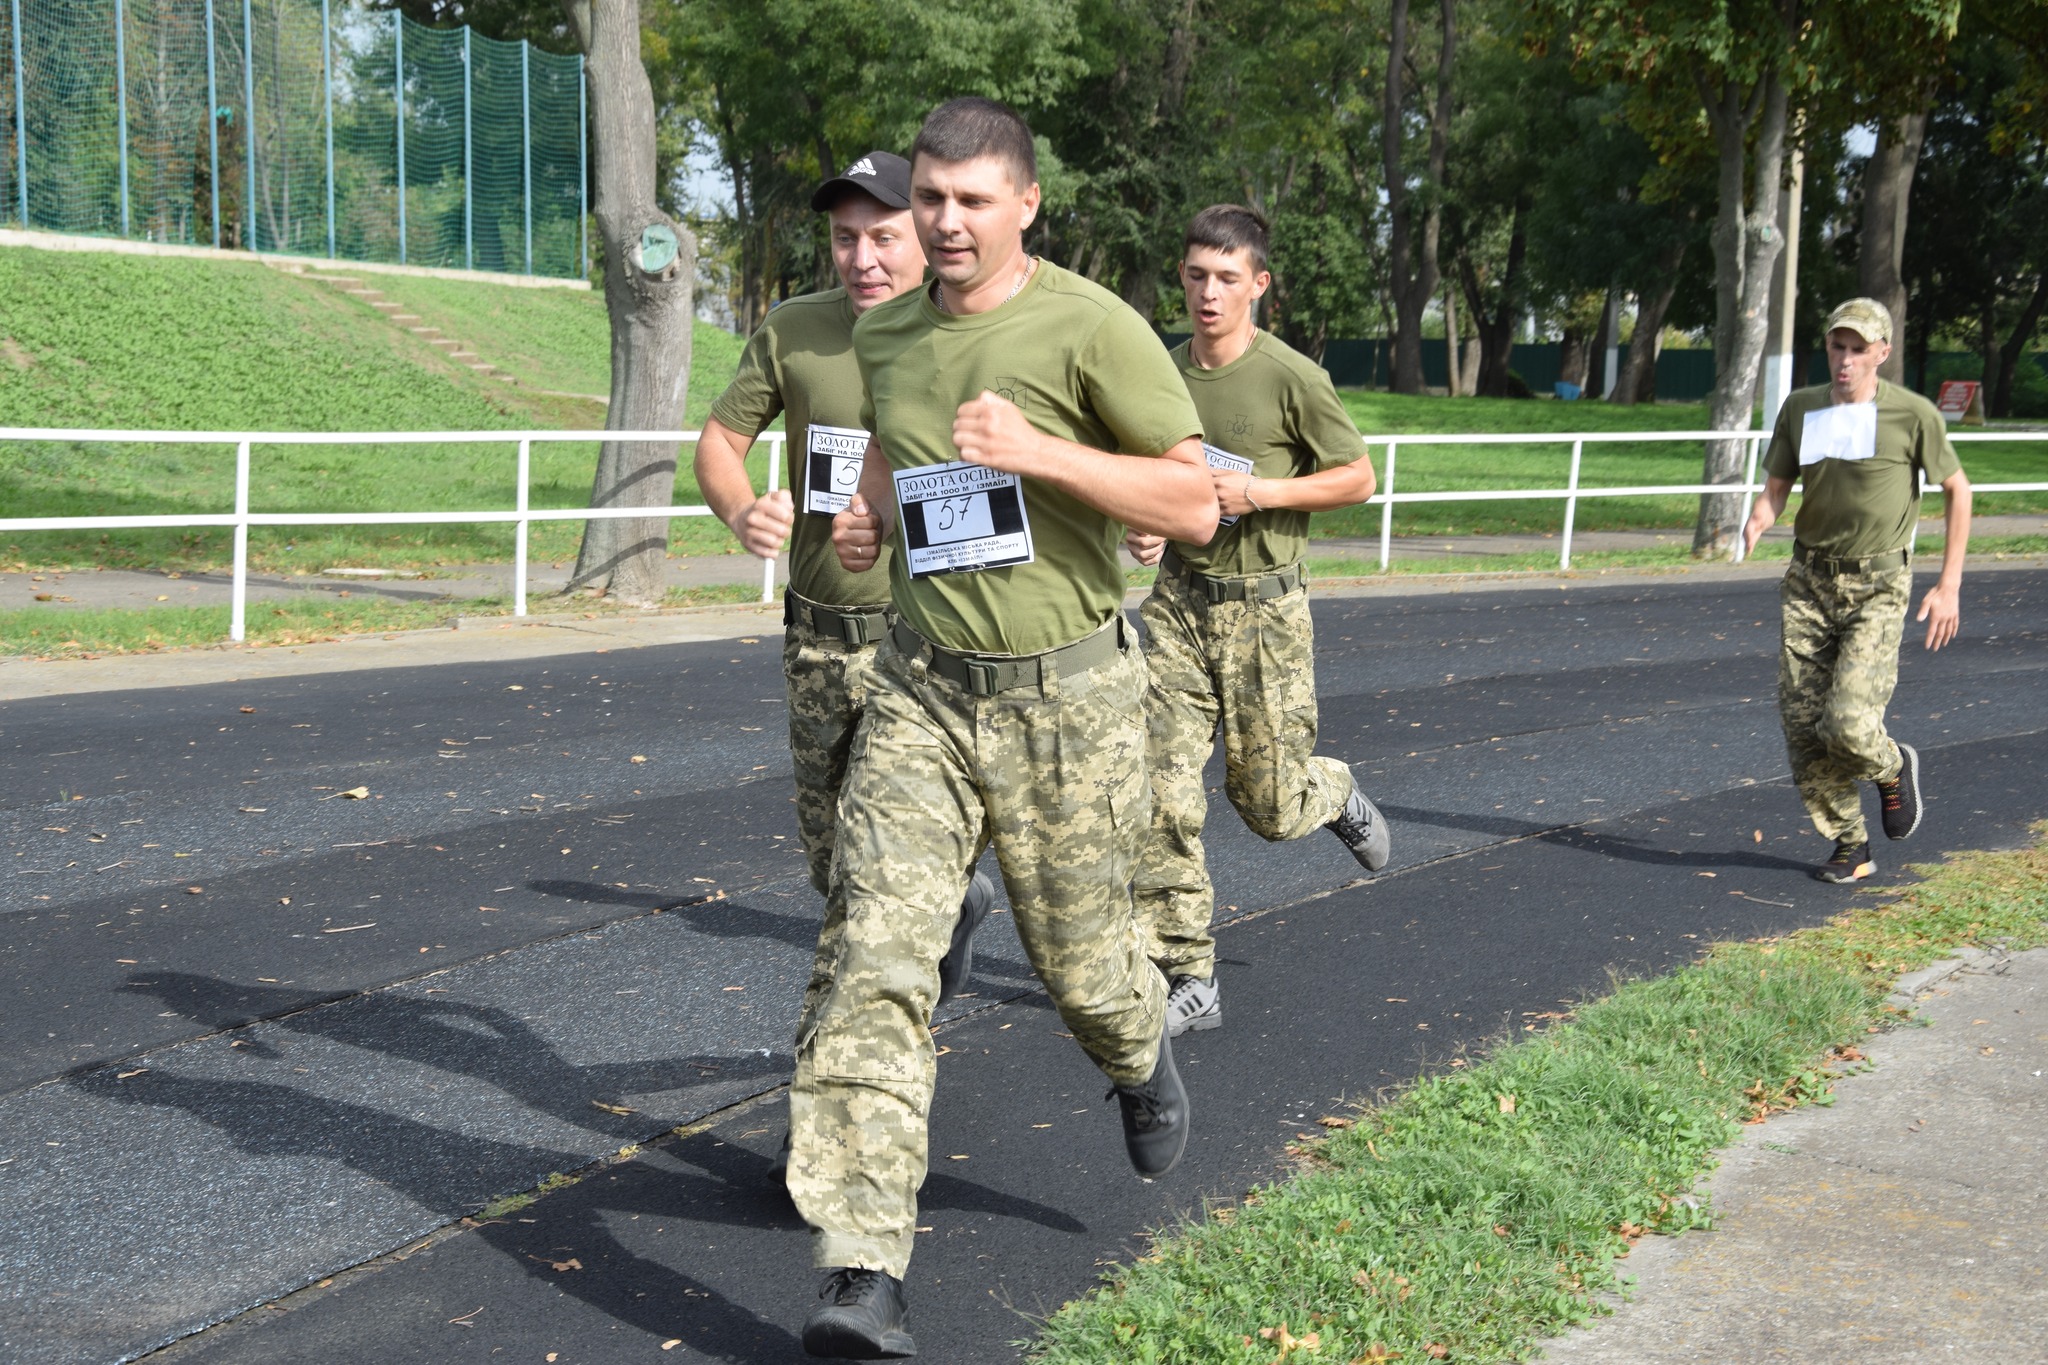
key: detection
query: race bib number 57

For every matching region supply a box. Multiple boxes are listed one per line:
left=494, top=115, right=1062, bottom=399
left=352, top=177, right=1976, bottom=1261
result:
left=804, top=424, right=870, bottom=514
left=891, top=461, right=1035, bottom=577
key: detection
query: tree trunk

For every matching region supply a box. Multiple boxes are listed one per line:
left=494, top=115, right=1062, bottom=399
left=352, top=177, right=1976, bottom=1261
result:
left=1993, top=273, right=2048, bottom=417
left=1459, top=200, right=1528, bottom=398
left=1614, top=242, right=1685, bottom=406
left=560, top=0, right=696, bottom=605
left=1443, top=284, right=1462, bottom=397
left=1380, top=0, right=1454, bottom=394
left=1693, top=66, right=1789, bottom=558
left=1858, top=106, right=1931, bottom=385
left=1587, top=291, right=1614, bottom=397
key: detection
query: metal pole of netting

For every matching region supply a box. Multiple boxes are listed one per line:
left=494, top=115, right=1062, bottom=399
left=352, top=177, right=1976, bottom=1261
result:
left=240, top=0, right=253, bottom=250
left=204, top=0, right=218, bottom=247
left=521, top=40, right=531, bottom=276
left=113, top=0, right=130, bottom=236
left=462, top=25, right=471, bottom=270
left=322, top=0, right=333, bottom=258
left=393, top=11, right=405, bottom=263
left=11, top=0, right=28, bottom=227
left=577, top=56, right=586, bottom=279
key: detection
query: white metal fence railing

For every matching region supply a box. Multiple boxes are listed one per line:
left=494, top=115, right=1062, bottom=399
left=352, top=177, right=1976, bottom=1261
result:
left=0, top=426, right=2040, bottom=646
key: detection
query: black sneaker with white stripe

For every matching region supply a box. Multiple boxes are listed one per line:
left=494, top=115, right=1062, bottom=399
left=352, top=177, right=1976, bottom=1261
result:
left=1877, top=743, right=1922, bottom=841
left=1164, top=974, right=1221, bottom=1037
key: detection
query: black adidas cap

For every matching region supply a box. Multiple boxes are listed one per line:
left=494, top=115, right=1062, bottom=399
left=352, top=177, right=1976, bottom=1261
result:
left=810, top=150, right=913, bottom=212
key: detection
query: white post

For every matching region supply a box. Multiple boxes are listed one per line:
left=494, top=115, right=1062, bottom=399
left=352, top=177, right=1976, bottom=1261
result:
left=230, top=440, right=250, bottom=642
left=514, top=438, right=530, bottom=615
left=203, top=0, right=218, bottom=246
left=393, top=11, right=405, bottom=263
left=1378, top=441, right=1398, bottom=571
left=1733, top=435, right=1762, bottom=564
left=113, top=0, right=130, bottom=236
left=760, top=435, right=780, bottom=603
left=1601, top=296, right=1620, bottom=399
left=1560, top=437, right=1584, bottom=570
left=521, top=40, right=532, bottom=275
left=9, top=0, right=25, bottom=227
left=322, top=0, right=334, bottom=258
left=462, top=25, right=471, bottom=270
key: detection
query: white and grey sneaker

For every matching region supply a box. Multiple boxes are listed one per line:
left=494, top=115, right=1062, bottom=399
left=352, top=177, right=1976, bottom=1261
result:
left=1164, top=974, right=1221, bottom=1037
left=1326, top=779, right=1391, bottom=872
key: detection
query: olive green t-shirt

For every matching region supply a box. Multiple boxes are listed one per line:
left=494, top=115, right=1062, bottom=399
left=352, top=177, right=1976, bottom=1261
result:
left=854, top=260, right=1203, bottom=656
left=1167, top=331, right=1368, bottom=576
left=1763, top=380, right=1963, bottom=558
left=707, top=287, right=891, bottom=608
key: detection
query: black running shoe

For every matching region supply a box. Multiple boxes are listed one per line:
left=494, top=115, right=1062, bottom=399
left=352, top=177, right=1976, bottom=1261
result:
left=936, top=871, right=995, bottom=1003
left=1815, top=841, right=1876, bottom=884
left=1107, top=1025, right=1190, bottom=1179
left=1877, top=744, right=1922, bottom=841
left=1325, top=779, right=1391, bottom=872
left=802, top=1268, right=916, bottom=1359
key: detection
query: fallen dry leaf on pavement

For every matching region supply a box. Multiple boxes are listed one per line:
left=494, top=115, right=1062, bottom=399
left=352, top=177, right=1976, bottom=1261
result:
left=590, top=1101, right=636, bottom=1117
left=1317, top=1116, right=1353, bottom=1129
left=661, top=1341, right=681, bottom=1351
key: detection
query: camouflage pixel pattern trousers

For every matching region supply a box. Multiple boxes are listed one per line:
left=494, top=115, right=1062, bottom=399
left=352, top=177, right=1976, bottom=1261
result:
left=1131, top=566, right=1353, bottom=981
left=1778, top=558, right=1911, bottom=845
left=787, top=626, right=1168, bottom=1277
left=783, top=600, right=880, bottom=1045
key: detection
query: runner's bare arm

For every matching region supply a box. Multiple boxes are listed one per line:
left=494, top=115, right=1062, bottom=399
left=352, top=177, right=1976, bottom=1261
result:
left=1917, top=468, right=1972, bottom=651
left=694, top=417, right=794, bottom=560
left=951, top=392, right=1217, bottom=542
left=1742, top=475, right=1795, bottom=557
left=831, top=437, right=895, bottom=572
left=1215, top=452, right=1378, bottom=517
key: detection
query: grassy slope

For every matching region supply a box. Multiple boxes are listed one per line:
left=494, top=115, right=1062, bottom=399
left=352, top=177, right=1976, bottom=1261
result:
left=0, top=246, right=753, bottom=572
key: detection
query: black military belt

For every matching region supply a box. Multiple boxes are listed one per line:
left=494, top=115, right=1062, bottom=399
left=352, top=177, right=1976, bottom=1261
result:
left=784, top=589, right=893, bottom=646
left=890, top=617, right=1129, bottom=697
left=1791, top=543, right=1910, bottom=577
left=1160, top=546, right=1302, bottom=603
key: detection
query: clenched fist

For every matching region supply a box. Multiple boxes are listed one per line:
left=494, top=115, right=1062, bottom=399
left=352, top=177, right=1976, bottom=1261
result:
left=729, top=488, right=794, bottom=560
left=832, top=493, right=888, bottom=573
left=953, top=390, right=1043, bottom=472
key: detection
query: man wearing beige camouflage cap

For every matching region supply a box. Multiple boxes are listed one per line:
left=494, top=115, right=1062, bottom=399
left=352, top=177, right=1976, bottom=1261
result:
left=1742, top=297, right=1973, bottom=884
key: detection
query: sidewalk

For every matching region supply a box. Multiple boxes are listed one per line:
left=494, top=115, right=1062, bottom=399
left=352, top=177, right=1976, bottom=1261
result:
left=1540, top=946, right=2048, bottom=1361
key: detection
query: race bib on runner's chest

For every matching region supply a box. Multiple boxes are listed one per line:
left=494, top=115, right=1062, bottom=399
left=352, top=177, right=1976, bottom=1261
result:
left=891, top=461, right=1035, bottom=578
left=1798, top=402, right=1877, bottom=467
left=804, top=423, right=870, bottom=515
left=1203, top=442, right=1254, bottom=527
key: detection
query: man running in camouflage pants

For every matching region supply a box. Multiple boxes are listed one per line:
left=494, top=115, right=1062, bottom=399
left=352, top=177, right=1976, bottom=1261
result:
left=694, top=151, right=993, bottom=1182
left=1742, top=297, right=1973, bottom=883
left=1126, top=205, right=1391, bottom=1038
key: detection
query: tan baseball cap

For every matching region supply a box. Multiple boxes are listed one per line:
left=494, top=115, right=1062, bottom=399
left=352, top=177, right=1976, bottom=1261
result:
left=1826, top=297, right=1893, bottom=344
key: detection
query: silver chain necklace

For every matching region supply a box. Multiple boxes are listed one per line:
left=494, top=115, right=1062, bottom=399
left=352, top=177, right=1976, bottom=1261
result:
left=934, top=256, right=1036, bottom=314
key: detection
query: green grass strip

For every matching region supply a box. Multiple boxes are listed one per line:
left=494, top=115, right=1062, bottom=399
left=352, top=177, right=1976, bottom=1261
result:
left=1029, top=827, right=2048, bottom=1364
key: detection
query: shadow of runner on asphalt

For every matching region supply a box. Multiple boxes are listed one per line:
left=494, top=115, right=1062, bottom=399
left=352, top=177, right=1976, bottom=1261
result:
left=118, top=973, right=791, bottom=1144
left=1378, top=803, right=1812, bottom=874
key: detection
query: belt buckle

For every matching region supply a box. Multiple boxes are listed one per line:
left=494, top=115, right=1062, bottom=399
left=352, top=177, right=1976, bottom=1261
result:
left=1203, top=576, right=1231, bottom=604
left=965, top=659, right=1000, bottom=696
left=839, top=612, right=874, bottom=647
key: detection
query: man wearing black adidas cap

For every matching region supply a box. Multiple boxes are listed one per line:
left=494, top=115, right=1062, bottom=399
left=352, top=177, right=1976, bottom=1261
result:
left=694, top=151, right=995, bottom=1181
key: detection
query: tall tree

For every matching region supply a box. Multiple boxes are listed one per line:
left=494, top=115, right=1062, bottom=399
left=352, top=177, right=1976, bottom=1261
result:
left=558, top=0, right=696, bottom=604
left=1380, top=0, right=1456, bottom=394
left=1857, top=109, right=1932, bottom=385
left=1533, top=0, right=1960, bottom=557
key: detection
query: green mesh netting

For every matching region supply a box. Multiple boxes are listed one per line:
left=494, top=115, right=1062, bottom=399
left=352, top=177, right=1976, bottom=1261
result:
left=0, top=0, right=585, bottom=277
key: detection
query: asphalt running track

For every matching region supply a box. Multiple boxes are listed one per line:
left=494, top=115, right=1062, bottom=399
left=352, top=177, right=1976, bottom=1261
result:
left=3, top=566, right=2044, bottom=1364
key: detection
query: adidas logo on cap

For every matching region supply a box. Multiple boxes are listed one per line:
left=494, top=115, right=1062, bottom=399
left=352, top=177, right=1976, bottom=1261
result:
left=845, top=157, right=877, bottom=179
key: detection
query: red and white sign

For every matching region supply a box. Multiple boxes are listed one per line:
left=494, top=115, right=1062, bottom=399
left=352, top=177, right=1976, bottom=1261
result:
left=1935, top=380, right=1982, bottom=424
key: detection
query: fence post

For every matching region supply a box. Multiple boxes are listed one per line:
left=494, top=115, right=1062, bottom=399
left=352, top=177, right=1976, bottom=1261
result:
left=577, top=56, right=586, bottom=279
left=1378, top=441, right=1398, bottom=571
left=240, top=0, right=253, bottom=249
left=230, top=440, right=251, bottom=642
left=462, top=25, right=471, bottom=270
left=113, top=0, right=130, bottom=236
left=10, top=0, right=25, bottom=227
left=393, top=11, right=405, bottom=264
left=1559, top=437, right=1584, bottom=570
left=514, top=438, right=530, bottom=616
left=322, top=0, right=333, bottom=258
left=1733, top=435, right=1761, bottom=564
left=521, top=40, right=531, bottom=276
left=761, top=435, right=780, bottom=603
left=203, top=0, right=218, bottom=247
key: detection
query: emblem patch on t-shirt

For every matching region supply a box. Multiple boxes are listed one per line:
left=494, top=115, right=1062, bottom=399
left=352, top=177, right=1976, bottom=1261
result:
left=1799, top=402, right=1878, bottom=466
left=987, top=377, right=1027, bottom=408
left=892, top=461, right=1035, bottom=577
left=1203, top=442, right=1255, bottom=527
left=804, top=424, right=869, bottom=515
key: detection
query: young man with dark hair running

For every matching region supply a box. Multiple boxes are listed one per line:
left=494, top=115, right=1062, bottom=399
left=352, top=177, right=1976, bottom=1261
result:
left=694, top=151, right=993, bottom=1183
left=1126, top=204, right=1391, bottom=1038
left=790, top=97, right=1219, bottom=1358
